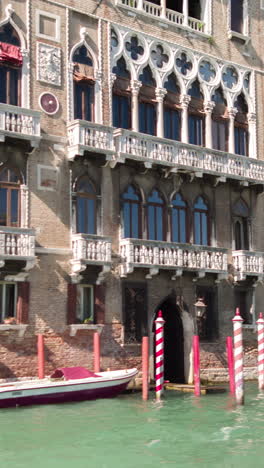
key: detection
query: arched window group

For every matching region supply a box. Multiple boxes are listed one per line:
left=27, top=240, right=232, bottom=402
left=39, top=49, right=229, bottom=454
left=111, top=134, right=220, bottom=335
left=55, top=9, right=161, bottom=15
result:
left=112, top=61, right=249, bottom=157
left=121, top=185, right=210, bottom=246
left=0, top=22, right=22, bottom=106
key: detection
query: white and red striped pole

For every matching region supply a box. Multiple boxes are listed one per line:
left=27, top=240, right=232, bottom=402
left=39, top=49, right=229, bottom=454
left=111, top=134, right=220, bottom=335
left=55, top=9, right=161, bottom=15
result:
left=193, top=335, right=200, bottom=396
left=256, top=313, right=264, bottom=391
left=232, top=308, right=244, bottom=405
left=155, top=310, right=165, bottom=401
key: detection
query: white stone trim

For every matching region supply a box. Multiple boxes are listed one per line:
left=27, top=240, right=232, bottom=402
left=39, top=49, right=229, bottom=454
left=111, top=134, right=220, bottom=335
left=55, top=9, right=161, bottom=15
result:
left=36, top=9, right=61, bottom=43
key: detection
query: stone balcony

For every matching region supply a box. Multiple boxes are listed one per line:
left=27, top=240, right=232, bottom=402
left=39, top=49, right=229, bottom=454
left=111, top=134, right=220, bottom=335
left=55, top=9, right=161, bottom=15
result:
left=114, top=129, right=264, bottom=185
left=120, top=238, right=228, bottom=280
left=0, top=103, right=41, bottom=147
left=71, top=234, right=112, bottom=284
left=67, top=120, right=115, bottom=161
left=115, top=0, right=207, bottom=35
left=0, top=227, right=36, bottom=271
left=232, top=250, right=264, bottom=281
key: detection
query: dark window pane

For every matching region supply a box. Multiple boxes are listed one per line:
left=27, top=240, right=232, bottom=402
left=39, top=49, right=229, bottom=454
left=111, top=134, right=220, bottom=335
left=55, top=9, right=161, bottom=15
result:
left=82, top=287, right=93, bottom=321
left=212, top=120, right=226, bottom=151
left=235, top=127, right=248, bottom=156
left=194, top=212, right=201, bottom=244
left=0, top=68, right=7, bottom=104
left=156, top=206, right=163, bottom=240
left=179, top=209, right=186, bottom=242
left=87, top=199, right=96, bottom=234
left=231, top=0, right=243, bottom=33
left=189, top=115, right=203, bottom=146
left=5, top=284, right=15, bottom=319
left=201, top=212, right=208, bottom=245
left=10, top=189, right=18, bottom=226
left=77, top=197, right=86, bottom=233
left=148, top=205, right=155, bottom=240
left=9, top=69, right=19, bottom=106
left=113, top=94, right=130, bottom=129
left=139, top=102, right=156, bottom=135
left=122, top=186, right=141, bottom=239
left=0, top=188, right=7, bottom=225
left=131, top=204, right=139, bottom=238
left=123, top=203, right=131, bottom=238
left=164, top=108, right=180, bottom=141
left=74, top=82, right=94, bottom=121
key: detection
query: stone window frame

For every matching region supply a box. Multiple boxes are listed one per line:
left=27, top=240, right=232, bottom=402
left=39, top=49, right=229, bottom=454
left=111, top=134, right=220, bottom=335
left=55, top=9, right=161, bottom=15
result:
left=0, top=281, right=17, bottom=324
left=227, top=0, right=249, bottom=42
left=36, top=10, right=61, bottom=43
left=76, top=284, right=94, bottom=324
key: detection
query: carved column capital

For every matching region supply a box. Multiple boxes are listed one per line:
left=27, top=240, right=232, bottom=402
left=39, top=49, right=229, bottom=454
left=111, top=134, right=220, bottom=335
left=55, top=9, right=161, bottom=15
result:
left=130, top=80, right=142, bottom=96
left=204, top=101, right=215, bottom=114
left=228, top=107, right=238, bottom=119
left=110, top=73, right=117, bottom=87
left=248, top=112, right=256, bottom=123
left=155, top=87, right=167, bottom=102
left=180, top=94, right=191, bottom=109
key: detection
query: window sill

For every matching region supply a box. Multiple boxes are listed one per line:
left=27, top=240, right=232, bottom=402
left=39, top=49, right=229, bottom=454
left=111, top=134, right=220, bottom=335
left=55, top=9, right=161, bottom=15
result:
left=69, top=324, right=104, bottom=337
left=0, top=324, right=28, bottom=337
left=227, top=30, right=250, bottom=44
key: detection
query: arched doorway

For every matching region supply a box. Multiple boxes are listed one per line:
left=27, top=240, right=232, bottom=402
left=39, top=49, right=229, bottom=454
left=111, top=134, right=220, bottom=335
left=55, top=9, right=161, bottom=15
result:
left=154, top=297, right=184, bottom=383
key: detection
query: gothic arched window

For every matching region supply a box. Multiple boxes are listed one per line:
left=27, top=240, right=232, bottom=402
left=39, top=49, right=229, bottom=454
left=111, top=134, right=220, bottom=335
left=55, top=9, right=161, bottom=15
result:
left=0, top=23, right=22, bottom=106
left=193, top=196, right=209, bottom=245
left=122, top=185, right=141, bottom=238
left=139, top=66, right=157, bottom=136
left=73, top=45, right=94, bottom=121
left=171, top=193, right=187, bottom=243
left=0, top=166, right=22, bottom=227
left=164, top=73, right=181, bottom=141
left=188, top=80, right=204, bottom=146
left=234, top=93, right=248, bottom=157
left=112, top=57, right=131, bottom=129
left=76, top=177, right=97, bottom=234
left=147, top=189, right=165, bottom=241
left=233, top=198, right=249, bottom=250
left=212, top=87, right=228, bottom=152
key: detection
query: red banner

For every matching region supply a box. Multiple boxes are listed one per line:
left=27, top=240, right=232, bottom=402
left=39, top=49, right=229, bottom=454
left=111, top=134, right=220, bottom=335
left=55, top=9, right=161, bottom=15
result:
left=0, top=42, right=22, bottom=66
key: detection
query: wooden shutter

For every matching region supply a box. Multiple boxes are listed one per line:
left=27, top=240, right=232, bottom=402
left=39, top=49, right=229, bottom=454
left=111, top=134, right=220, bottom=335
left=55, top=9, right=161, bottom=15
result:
left=67, top=283, right=77, bottom=325
left=94, top=285, right=105, bottom=324
left=16, top=282, right=29, bottom=324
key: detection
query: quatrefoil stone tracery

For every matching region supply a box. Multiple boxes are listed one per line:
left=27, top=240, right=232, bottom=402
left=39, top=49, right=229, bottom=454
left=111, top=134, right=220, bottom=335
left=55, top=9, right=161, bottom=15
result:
left=151, top=45, right=169, bottom=69
left=199, top=61, right=216, bottom=83
left=125, top=36, right=144, bottom=61
left=176, top=53, right=193, bottom=76
left=222, top=66, right=238, bottom=90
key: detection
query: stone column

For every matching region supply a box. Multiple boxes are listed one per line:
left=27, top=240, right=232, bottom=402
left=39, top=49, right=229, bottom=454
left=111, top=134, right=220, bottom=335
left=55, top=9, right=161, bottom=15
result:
left=137, top=0, right=143, bottom=10
left=183, top=0, right=189, bottom=26
left=180, top=95, right=191, bottom=144
left=160, top=0, right=166, bottom=18
left=248, top=112, right=257, bottom=159
left=228, top=107, right=237, bottom=154
left=131, top=80, right=142, bottom=133
left=155, top=87, right=167, bottom=139
left=204, top=101, right=215, bottom=149
left=94, top=69, right=103, bottom=124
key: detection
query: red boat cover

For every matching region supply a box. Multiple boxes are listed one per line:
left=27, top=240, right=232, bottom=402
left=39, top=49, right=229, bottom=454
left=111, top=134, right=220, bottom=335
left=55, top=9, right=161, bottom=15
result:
left=50, top=367, right=101, bottom=380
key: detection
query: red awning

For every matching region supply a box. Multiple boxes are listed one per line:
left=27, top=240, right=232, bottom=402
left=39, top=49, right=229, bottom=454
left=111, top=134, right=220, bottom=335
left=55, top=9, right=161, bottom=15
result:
left=0, top=42, right=22, bottom=66
left=50, top=367, right=101, bottom=380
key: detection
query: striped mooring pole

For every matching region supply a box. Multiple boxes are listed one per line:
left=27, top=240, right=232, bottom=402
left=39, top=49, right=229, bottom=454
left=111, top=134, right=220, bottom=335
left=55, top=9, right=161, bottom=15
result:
left=256, top=313, right=264, bottom=391
left=232, top=308, right=244, bottom=405
left=155, top=310, right=165, bottom=401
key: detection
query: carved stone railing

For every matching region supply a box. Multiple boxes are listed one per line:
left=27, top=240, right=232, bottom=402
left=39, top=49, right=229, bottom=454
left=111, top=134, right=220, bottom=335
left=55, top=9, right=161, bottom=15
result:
left=120, top=238, right=228, bottom=279
left=115, top=0, right=208, bottom=34
left=67, top=120, right=115, bottom=160
left=114, top=129, right=264, bottom=184
left=0, top=103, right=41, bottom=147
left=232, top=250, right=264, bottom=281
left=0, top=227, right=36, bottom=270
left=71, top=234, right=112, bottom=284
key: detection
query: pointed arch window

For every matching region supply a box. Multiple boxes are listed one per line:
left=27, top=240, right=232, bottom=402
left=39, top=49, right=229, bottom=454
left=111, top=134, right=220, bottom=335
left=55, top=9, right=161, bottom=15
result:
left=147, top=189, right=165, bottom=241
left=234, top=93, right=248, bottom=156
left=171, top=193, right=187, bottom=243
left=233, top=198, right=249, bottom=250
left=164, top=73, right=181, bottom=141
left=212, top=87, right=228, bottom=152
left=0, top=23, right=22, bottom=106
left=76, top=177, right=97, bottom=234
left=139, top=66, right=157, bottom=136
left=0, top=166, right=22, bottom=227
left=112, top=57, right=131, bottom=129
left=73, top=45, right=94, bottom=121
left=188, top=80, right=204, bottom=146
left=193, top=196, right=209, bottom=245
left=122, top=185, right=141, bottom=238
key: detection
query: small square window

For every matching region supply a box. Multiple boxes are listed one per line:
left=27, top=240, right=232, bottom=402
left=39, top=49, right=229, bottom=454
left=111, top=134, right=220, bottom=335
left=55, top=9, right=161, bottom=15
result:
left=76, top=285, right=94, bottom=324
left=0, top=282, right=17, bottom=323
left=36, top=10, right=60, bottom=42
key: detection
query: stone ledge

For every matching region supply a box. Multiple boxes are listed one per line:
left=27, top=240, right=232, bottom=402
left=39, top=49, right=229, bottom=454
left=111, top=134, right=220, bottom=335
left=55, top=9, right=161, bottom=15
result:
left=0, top=324, right=28, bottom=337
left=68, top=324, right=104, bottom=337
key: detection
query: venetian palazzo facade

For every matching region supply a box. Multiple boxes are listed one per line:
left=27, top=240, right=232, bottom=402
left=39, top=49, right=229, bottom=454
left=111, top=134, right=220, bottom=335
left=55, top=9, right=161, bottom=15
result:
left=0, top=0, right=263, bottom=382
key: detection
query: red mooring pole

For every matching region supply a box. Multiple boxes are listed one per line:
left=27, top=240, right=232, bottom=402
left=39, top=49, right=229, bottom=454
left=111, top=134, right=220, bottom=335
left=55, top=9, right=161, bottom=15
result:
left=142, top=336, right=149, bottom=401
left=232, top=308, right=244, bottom=405
left=256, top=313, right=264, bottom=391
left=193, top=335, right=200, bottom=396
left=37, top=334, right=45, bottom=379
left=226, top=336, right=235, bottom=395
left=94, top=331, right=100, bottom=373
left=155, top=310, right=165, bottom=401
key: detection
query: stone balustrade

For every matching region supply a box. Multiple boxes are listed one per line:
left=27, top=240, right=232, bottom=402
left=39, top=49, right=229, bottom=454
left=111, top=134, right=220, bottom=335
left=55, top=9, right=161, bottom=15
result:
left=115, top=0, right=207, bottom=34
left=67, top=120, right=115, bottom=160
left=114, top=129, right=264, bottom=184
left=0, top=103, right=41, bottom=147
left=232, top=250, right=264, bottom=281
left=71, top=234, right=112, bottom=282
left=120, top=238, right=228, bottom=279
left=0, top=227, right=35, bottom=268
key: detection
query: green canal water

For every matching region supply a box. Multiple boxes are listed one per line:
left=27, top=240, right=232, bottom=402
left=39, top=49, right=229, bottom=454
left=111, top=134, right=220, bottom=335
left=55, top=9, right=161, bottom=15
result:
left=1, top=383, right=264, bottom=468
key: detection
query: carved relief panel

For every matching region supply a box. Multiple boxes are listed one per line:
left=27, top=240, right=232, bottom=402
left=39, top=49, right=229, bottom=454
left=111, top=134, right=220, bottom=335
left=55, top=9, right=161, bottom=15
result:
left=37, top=42, right=62, bottom=86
